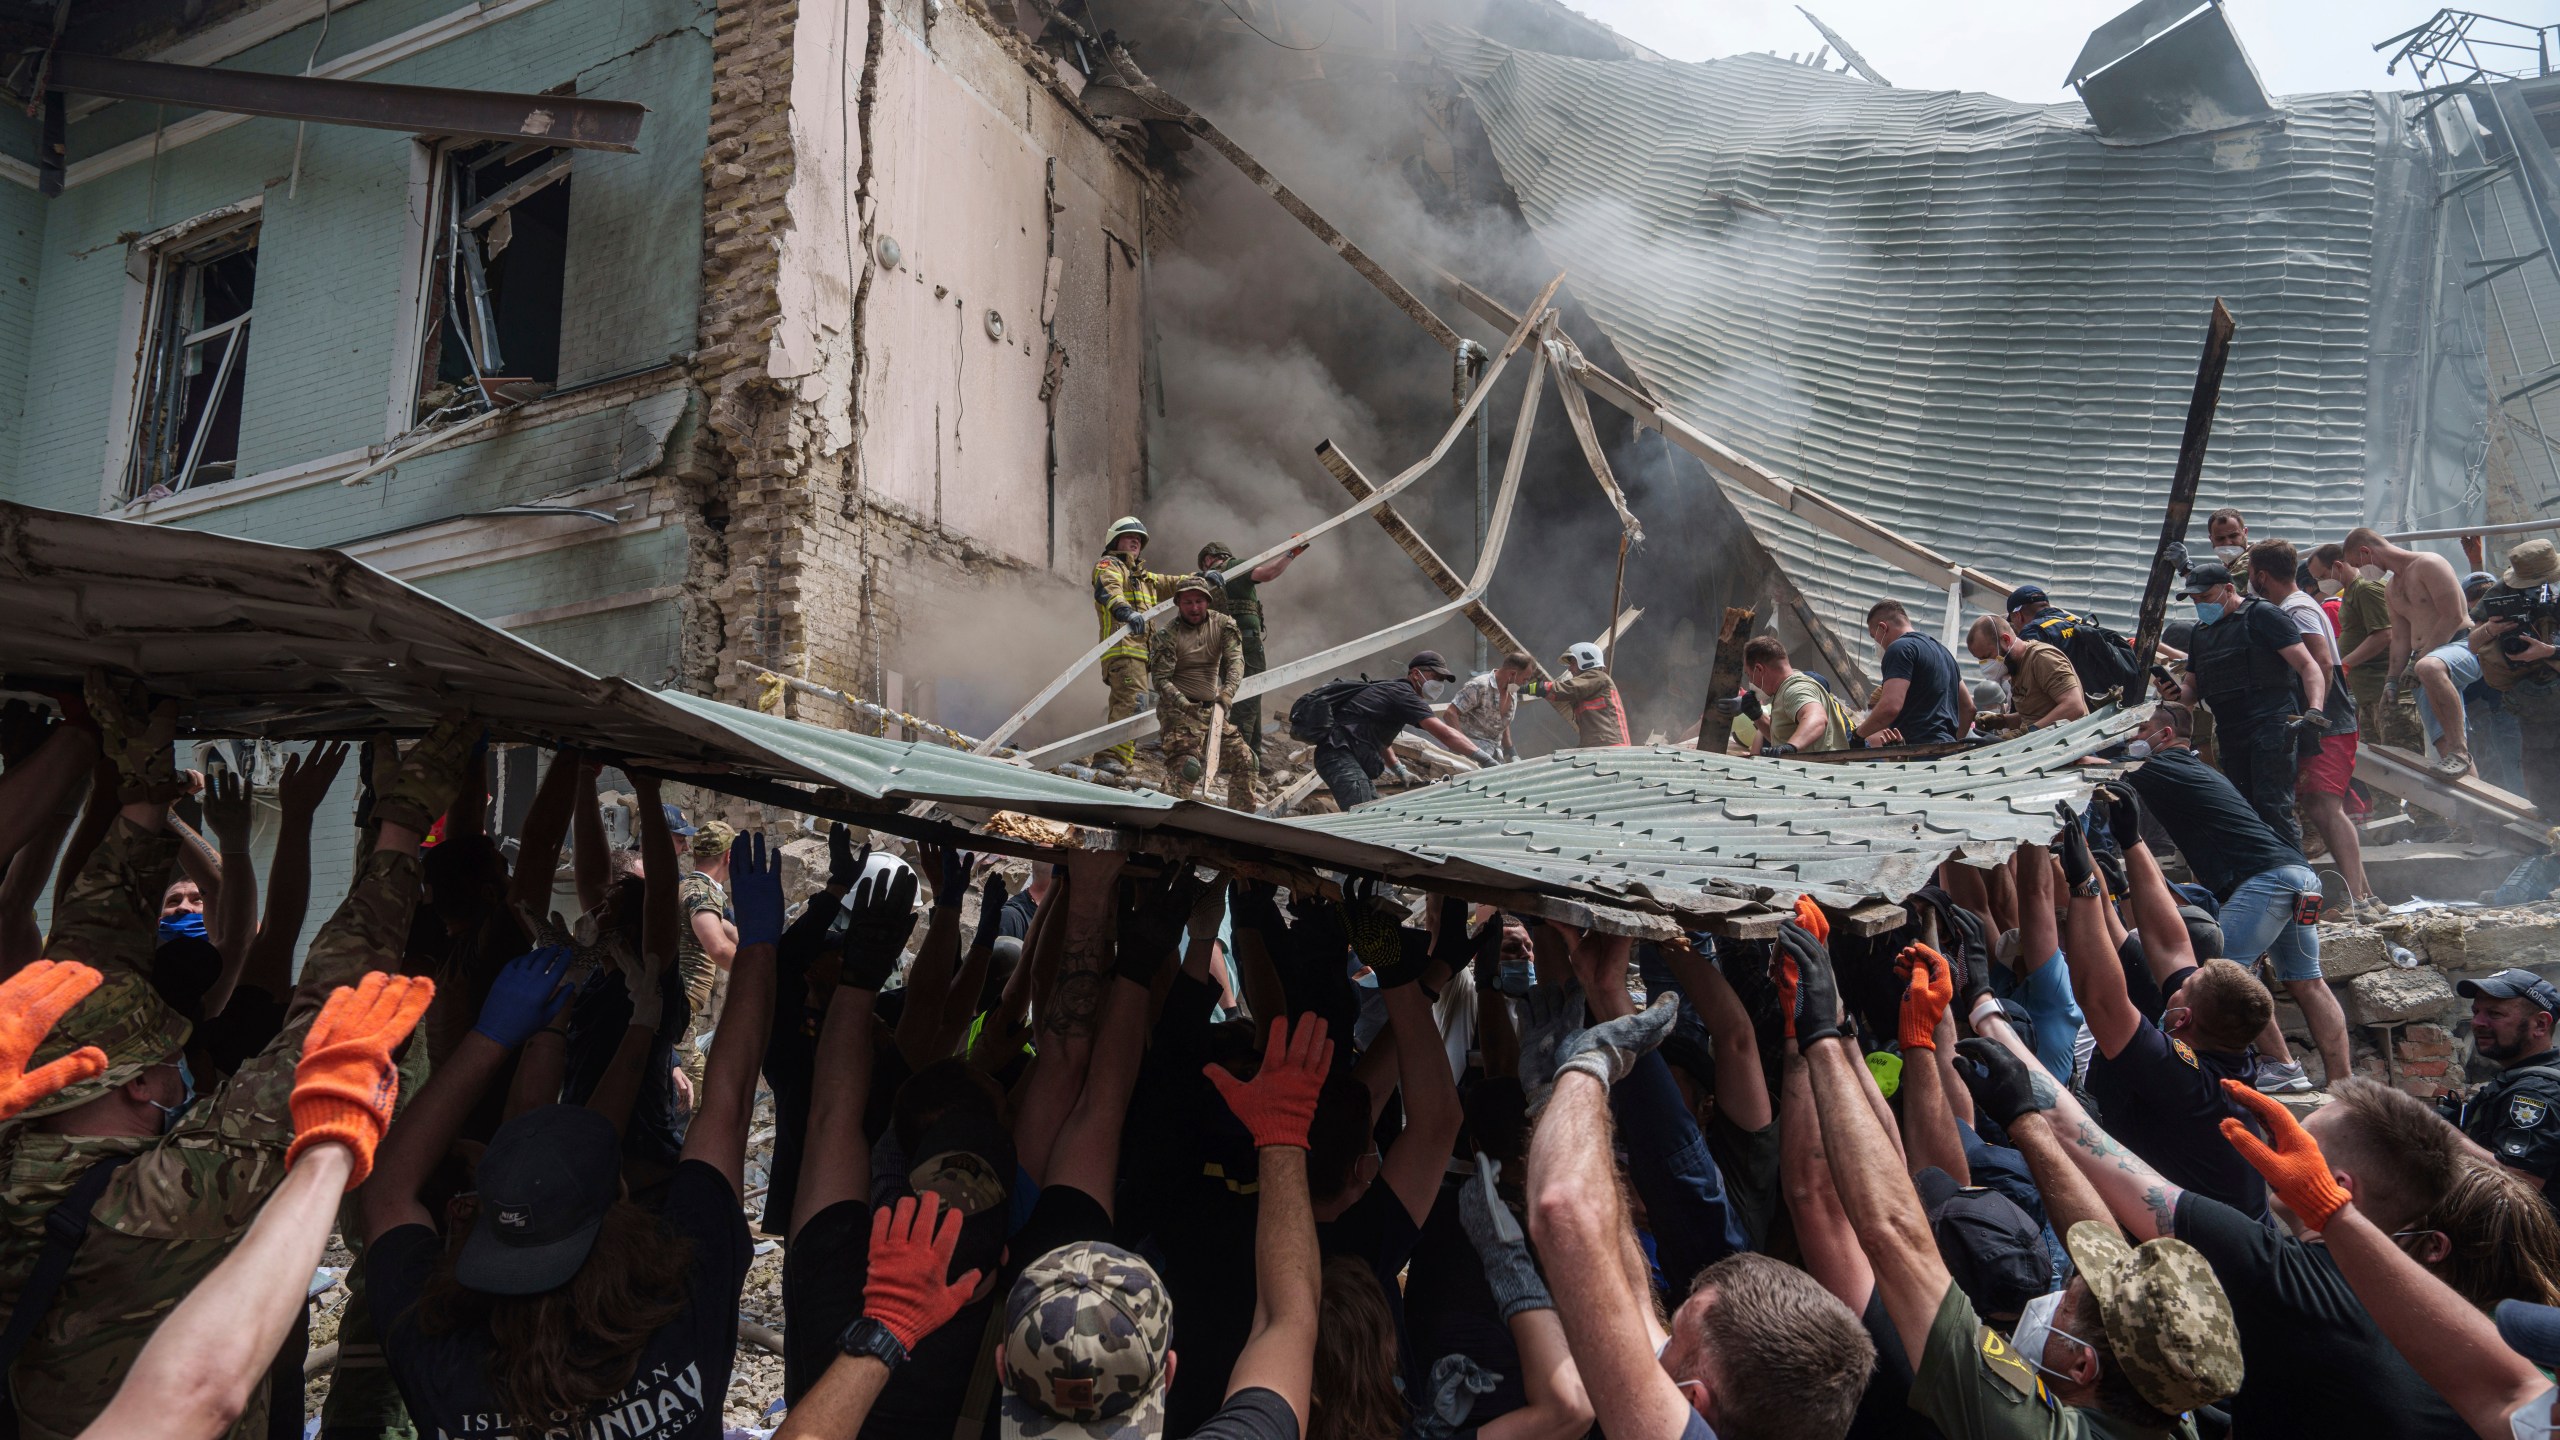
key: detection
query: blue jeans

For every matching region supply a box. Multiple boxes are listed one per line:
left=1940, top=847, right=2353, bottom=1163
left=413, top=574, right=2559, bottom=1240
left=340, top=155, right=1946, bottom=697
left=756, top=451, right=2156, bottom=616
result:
left=2219, top=864, right=2321, bottom=982
left=1612, top=1051, right=1749, bottom=1296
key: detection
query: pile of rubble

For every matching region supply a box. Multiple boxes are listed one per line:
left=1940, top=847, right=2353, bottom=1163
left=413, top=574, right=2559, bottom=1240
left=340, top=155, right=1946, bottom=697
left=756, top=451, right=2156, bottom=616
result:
left=2286, top=904, right=2560, bottom=1098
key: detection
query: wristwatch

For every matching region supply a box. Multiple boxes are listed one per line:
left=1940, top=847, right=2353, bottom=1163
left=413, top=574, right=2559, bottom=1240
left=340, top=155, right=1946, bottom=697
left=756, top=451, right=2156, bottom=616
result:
left=838, top=1315, right=910, bottom=1369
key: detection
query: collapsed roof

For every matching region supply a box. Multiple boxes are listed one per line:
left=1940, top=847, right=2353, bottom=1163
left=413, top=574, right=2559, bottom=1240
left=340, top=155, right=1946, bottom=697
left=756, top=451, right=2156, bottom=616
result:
left=1432, top=25, right=2488, bottom=652
left=0, top=500, right=2132, bottom=929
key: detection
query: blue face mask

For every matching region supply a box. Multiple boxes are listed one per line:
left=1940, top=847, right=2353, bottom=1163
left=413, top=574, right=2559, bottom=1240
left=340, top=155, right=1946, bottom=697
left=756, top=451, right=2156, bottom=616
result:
left=2194, top=601, right=2226, bottom=624
left=158, top=910, right=207, bottom=944
left=149, top=1057, right=198, bottom=1133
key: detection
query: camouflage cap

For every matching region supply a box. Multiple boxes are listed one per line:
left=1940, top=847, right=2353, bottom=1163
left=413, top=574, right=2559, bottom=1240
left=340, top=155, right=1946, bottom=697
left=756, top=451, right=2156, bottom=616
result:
left=2062, top=1221, right=2243, bottom=1414
left=1172, top=575, right=1215, bottom=599
left=1000, top=1241, right=1173, bottom=1440
left=18, top=969, right=191, bottom=1120
left=687, top=819, right=736, bottom=861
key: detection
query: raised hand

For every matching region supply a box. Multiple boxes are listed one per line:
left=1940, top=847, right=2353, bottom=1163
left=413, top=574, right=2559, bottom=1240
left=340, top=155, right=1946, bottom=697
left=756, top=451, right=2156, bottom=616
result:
left=1205, top=1014, right=1334, bottom=1150
left=730, top=831, right=787, bottom=948
left=973, top=871, right=1011, bottom=955
left=86, top=669, right=182, bottom=804
left=1554, top=992, right=1678, bottom=1088
left=1114, top=865, right=1212, bottom=987
left=0, top=961, right=109, bottom=1122
left=372, top=712, right=478, bottom=835
left=827, top=822, right=862, bottom=893
left=2094, top=779, right=2147, bottom=853
left=1774, top=904, right=1843, bottom=1045
left=2054, top=804, right=2098, bottom=893
left=277, top=743, right=351, bottom=823
left=1894, top=943, right=1955, bottom=1051
left=1953, top=1036, right=2055, bottom=1129
left=842, top=861, right=920, bottom=991
left=473, top=945, right=576, bottom=1048
left=1459, top=1156, right=1551, bottom=1319
left=202, top=771, right=253, bottom=851
left=286, top=972, right=436, bottom=1187
left=862, top=1192, right=984, bottom=1351
left=2219, top=1079, right=2351, bottom=1230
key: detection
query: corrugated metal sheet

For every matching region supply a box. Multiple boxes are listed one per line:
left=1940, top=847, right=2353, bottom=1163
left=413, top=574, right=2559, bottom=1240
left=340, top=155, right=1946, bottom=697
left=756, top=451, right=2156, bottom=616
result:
left=0, top=500, right=2129, bottom=920
left=1296, top=706, right=2145, bottom=909
left=1436, top=34, right=2478, bottom=646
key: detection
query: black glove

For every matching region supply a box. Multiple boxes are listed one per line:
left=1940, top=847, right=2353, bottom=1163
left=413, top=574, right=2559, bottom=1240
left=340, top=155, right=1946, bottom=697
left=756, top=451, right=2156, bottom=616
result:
left=827, top=823, right=862, bottom=891
left=2289, top=709, right=2329, bottom=739
left=1429, top=895, right=1473, bottom=974
left=1343, top=877, right=1432, bottom=989
left=934, top=846, right=972, bottom=912
left=2094, top=780, right=2146, bottom=852
left=1232, top=877, right=1286, bottom=939
left=1770, top=741, right=1799, bottom=756
left=972, top=872, right=1009, bottom=954
left=1953, top=1036, right=2056, bottom=1129
left=1848, top=732, right=1868, bottom=750
left=1470, top=911, right=1504, bottom=992
left=841, top=864, right=921, bottom=991
left=1114, top=867, right=1210, bottom=988
left=1776, top=919, right=1844, bottom=1046
left=2054, top=804, right=2097, bottom=893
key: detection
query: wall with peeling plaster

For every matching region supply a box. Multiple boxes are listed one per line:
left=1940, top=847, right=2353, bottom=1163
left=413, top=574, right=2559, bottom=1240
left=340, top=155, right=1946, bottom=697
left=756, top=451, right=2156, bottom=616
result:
left=0, top=0, right=716, bottom=687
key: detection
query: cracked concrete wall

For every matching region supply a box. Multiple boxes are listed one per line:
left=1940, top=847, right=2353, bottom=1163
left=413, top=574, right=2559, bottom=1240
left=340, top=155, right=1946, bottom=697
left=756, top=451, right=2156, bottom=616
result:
left=692, top=0, right=1154, bottom=733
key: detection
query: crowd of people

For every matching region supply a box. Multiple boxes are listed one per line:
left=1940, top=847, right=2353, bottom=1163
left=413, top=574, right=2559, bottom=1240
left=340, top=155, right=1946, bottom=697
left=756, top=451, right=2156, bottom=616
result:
left=9, top=500, right=2560, bottom=1440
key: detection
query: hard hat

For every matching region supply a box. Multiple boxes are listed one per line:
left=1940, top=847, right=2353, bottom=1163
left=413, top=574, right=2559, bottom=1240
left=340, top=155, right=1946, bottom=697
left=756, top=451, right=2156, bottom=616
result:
left=1564, top=642, right=1605, bottom=672
left=1104, top=516, right=1150, bottom=548
left=859, top=850, right=919, bottom=904
left=1174, top=574, right=1215, bottom=597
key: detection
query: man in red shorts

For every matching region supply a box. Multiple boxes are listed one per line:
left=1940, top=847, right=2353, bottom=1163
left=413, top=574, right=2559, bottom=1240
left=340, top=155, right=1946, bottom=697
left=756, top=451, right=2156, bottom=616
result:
left=2250, top=541, right=2374, bottom=912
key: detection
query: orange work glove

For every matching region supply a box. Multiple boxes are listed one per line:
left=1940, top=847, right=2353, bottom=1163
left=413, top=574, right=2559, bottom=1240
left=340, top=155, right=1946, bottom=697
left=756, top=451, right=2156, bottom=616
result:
left=286, top=972, right=436, bottom=1188
left=2219, top=1079, right=2351, bottom=1230
left=1792, top=895, right=1830, bottom=944
left=0, top=960, right=108, bottom=1121
left=1894, top=943, right=1956, bottom=1051
left=1206, top=1014, right=1334, bottom=1149
left=863, top=1193, right=984, bottom=1351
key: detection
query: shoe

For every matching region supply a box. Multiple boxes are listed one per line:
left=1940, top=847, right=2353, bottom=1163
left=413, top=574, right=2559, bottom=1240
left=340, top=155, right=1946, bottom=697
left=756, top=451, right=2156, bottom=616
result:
left=2253, top=1059, right=2314, bottom=1094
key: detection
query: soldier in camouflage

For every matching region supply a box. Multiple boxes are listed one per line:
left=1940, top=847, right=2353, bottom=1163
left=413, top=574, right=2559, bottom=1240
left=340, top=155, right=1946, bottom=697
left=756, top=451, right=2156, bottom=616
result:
left=1150, top=577, right=1257, bottom=810
left=1195, top=538, right=1306, bottom=762
left=674, top=818, right=736, bottom=1091
left=0, top=678, right=472, bottom=1440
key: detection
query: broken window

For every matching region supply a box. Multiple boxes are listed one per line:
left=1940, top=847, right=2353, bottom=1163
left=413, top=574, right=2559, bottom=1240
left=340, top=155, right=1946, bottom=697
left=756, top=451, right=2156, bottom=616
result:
left=124, top=217, right=258, bottom=500
left=413, top=141, right=572, bottom=424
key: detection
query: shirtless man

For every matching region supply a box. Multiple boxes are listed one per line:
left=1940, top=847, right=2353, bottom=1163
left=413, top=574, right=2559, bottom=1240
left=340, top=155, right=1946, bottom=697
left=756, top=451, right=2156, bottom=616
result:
left=2344, top=527, right=2475, bottom=777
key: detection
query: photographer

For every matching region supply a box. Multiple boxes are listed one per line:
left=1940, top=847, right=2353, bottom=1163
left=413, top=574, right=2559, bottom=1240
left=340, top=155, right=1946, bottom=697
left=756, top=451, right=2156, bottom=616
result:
left=2467, top=539, right=2560, bottom=813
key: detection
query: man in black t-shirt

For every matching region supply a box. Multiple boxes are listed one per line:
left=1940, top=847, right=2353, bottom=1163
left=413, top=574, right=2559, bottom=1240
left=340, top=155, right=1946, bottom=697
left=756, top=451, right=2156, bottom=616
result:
left=2170, top=561, right=2329, bottom=850
left=1855, top=600, right=1972, bottom=746
left=1309, top=651, right=1494, bottom=809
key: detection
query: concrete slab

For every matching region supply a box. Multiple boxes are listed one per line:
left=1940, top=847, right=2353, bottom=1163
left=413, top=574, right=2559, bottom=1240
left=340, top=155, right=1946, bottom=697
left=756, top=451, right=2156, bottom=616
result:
left=2319, top=843, right=2512, bottom=907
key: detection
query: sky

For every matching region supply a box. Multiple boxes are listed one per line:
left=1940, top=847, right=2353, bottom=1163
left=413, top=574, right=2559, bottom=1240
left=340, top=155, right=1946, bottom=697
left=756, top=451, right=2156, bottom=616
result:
left=1557, top=0, right=2447, bottom=103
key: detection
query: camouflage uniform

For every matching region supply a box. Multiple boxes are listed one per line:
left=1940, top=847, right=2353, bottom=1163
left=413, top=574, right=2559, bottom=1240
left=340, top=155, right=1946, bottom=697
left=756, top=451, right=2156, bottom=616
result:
left=1092, top=553, right=1183, bottom=769
left=1000, top=1241, right=1174, bottom=1439
left=1151, top=608, right=1256, bottom=809
left=675, top=858, right=729, bottom=1092
left=3, top=819, right=422, bottom=1440
left=1203, top=548, right=1267, bottom=751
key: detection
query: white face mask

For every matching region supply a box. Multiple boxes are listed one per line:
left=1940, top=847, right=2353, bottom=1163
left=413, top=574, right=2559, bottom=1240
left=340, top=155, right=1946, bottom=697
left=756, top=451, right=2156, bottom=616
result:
left=1981, top=658, right=2010, bottom=681
left=1422, top=679, right=1450, bottom=701
left=2214, top=544, right=2247, bottom=566
left=2126, top=739, right=2153, bottom=759
left=2362, top=564, right=2386, bottom=582
left=2510, top=1385, right=2554, bottom=1440
left=2318, top=577, right=2344, bottom=597
left=2009, top=1289, right=2083, bottom=1385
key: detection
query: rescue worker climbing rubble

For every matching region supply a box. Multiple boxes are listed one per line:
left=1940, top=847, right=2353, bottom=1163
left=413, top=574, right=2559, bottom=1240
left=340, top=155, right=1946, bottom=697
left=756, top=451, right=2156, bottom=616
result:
left=1152, top=576, right=1258, bottom=809
left=1197, top=538, right=1307, bottom=760
left=1520, top=642, right=1630, bottom=748
left=1089, top=517, right=1185, bottom=776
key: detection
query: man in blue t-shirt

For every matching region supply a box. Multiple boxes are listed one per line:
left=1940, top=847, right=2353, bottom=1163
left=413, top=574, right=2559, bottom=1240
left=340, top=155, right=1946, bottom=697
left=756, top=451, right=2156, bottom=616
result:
left=1855, top=600, right=1973, bottom=746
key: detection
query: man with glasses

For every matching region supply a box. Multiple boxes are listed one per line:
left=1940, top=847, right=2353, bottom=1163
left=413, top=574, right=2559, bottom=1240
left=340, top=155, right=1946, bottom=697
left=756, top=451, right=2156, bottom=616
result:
left=2443, top=969, right=2560, bottom=1192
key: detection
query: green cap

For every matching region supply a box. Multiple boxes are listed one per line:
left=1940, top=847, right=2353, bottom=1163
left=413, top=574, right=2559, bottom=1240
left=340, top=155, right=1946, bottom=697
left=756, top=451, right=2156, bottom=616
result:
left=2063, top=1221, right=2244, bottom=1413
left=688, top=819, right=736, bottom=861
left=19, top=969, right=191, bottom=1120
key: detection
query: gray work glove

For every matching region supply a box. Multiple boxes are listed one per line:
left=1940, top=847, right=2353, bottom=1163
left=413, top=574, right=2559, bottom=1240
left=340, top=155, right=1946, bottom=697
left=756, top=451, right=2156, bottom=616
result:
left=1553, top=992, right=1678, bottom=1088
left=1459, top=1156, right=1551, bottom=1320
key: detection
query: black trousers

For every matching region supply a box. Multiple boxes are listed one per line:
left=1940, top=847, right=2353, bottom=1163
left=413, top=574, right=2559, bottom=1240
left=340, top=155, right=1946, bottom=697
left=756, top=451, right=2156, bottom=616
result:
left=1314, top=743, right=1378, bottom=810
left=2218, top=724, right=2303, bottom=852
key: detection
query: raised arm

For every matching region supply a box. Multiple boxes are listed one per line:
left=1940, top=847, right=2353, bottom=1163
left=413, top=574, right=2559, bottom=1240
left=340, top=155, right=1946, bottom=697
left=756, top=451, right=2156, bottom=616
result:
left=937, top=866, right=1007, bottom=1056
left=1952, top=1037, right=2114, bottom=1237
left=571, top=760, right=611, bottom=917
left=197, top=772, right=258, bottom=1017
left=235, top=744, right=349, bottom=1004
left=775, top=1194, right=984, bottom=1440
left=1458, top=1159, right=1595, bottom=1440
left=1892, top=943, right=1967, bottom=1183
left=679, top=832, right=783, bottom=1194
left=1964, top=1002, right=2182, bottom=1241
left=792, top=859, right=910, bottom=1237
left=505, top=748, right=584, bottom=918
left=894, top=844, right=970, bottom=1068
left=1781, top=1044, right=1874, bottom=1310
left=1047, top=867, right=1209, bottom=1215
left=2052, top=805, right=2141, bottom=1057
left=1208, top=1017, right=1334, bottom=1425
left=1345, top=888, right=1464, bottom=1222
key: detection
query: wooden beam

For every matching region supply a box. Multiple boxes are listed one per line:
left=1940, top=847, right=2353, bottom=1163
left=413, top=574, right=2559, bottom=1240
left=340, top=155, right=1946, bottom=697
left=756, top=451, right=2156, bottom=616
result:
left=2129, top=299, right=2236, bottom=679
left=1696, top=606, right=1758, bottom=756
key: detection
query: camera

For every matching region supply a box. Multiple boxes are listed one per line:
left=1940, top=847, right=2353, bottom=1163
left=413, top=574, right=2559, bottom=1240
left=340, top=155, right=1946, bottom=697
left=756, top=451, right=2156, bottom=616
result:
left=2478, top=584, right=2560, bottom=655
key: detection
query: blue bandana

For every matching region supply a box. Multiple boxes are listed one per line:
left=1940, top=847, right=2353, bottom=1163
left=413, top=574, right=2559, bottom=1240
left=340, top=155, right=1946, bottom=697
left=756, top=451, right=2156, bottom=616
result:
left=159, top=910, right=208, bottom=944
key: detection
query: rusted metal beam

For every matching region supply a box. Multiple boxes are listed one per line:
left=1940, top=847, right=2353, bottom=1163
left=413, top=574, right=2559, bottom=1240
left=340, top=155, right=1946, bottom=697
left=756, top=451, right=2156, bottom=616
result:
left=1314, top=439, right=1550, bottom=681
left=2129, top=299, right=2236, bottom=680
left=45, top=54, right=646, bottom=153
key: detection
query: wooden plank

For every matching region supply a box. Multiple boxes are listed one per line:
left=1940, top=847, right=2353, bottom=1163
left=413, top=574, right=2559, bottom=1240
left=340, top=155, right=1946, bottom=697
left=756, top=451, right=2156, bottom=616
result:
left=1837, top=899, right=1910, bottom=938
left=1696, top=606, right=1758, bottom=757
left=1316, top=440, right=1551, bottom=681
left=2129, top=299, right=2236, bottom=679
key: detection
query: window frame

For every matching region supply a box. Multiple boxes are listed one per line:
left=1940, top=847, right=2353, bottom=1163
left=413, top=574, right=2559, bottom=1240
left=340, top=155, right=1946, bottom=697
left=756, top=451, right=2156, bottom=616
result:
left=392, top=136, right=575, bottom=435
left=101, top=197, right=266, bottom=507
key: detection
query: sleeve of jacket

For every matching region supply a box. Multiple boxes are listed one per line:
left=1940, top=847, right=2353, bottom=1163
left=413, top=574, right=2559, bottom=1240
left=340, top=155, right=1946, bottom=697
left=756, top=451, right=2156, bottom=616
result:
left=1149, top=627, right=1179, bottom=695
left=1092, top=557, right=1130, bottom=611
left=1219, top=622, right=1244, bottom=698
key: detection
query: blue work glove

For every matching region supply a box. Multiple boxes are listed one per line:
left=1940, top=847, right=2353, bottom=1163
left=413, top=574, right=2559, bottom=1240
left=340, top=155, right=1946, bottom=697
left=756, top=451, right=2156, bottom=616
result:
left=474, top=945, right=576, bottom=1048
left=731, top=831, right=787, bottom=949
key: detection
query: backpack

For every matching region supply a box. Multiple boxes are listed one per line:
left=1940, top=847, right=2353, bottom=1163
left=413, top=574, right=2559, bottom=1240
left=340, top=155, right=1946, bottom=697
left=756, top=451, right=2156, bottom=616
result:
left=1287, top=677, right=1373, bottom=745
left=2024, top=609, right=2141, bottom=701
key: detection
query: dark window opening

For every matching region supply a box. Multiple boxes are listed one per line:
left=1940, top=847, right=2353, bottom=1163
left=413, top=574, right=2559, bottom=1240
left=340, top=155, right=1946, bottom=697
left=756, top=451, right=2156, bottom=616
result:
left=126, top=221, right=258, bottom=500
left=416, top=141, right=572, bottom=423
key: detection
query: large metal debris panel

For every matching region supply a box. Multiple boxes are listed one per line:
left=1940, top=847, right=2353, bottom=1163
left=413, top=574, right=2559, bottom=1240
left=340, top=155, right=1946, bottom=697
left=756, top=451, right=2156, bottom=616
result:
left=1434, top=32, right=2474, bottom=645
left=1297, top=707, right=2144, bottom=909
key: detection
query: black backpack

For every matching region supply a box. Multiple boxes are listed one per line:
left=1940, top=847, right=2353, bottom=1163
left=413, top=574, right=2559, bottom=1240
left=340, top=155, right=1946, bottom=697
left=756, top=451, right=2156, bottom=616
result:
left=1287, top=677, right=1373, bottom=745
left=2025, top=609, right=2141, bottom=701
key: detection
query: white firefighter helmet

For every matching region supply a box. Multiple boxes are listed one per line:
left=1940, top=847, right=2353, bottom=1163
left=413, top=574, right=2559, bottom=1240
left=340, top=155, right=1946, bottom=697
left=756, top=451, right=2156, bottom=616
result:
left=1563, top=642, right=1606, bottom=673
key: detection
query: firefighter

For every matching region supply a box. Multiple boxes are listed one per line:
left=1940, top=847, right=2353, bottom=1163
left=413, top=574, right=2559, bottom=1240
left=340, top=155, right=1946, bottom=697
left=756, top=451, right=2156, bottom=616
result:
left=1153, top=575, right=1257, bottom=809
left=1521, top=642, right=1631, bottom=747
left=1090, top=516, right=1185, bottom=776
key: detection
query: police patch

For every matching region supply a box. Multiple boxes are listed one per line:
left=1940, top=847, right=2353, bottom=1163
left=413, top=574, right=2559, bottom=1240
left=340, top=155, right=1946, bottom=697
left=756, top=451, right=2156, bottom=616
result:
left=2171, top=1038, right=2201, bottom=1069
left=2513, top=1096, right=2549, bottom=1130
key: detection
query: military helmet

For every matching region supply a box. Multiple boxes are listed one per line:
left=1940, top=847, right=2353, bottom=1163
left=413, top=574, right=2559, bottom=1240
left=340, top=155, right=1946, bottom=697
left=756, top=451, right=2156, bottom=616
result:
left=1173, top=575, right=1215, bottom=598
left=1102, top=517, right=1150, bottom=550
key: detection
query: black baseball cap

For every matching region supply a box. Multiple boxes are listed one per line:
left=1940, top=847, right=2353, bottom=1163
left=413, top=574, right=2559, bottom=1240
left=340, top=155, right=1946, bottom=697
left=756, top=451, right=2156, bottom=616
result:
left=1916, top=1167, right=2049, bottom=1321
left=2457, top=968, right=2560, bottom=1016
left=459, top=1105, right=622, bottom=1294
left=1407, top=651, right=1457, bottom=680
left=2004, top=585, right=2048, bottom=613
left=2181, top=562, right=2235, bottom=597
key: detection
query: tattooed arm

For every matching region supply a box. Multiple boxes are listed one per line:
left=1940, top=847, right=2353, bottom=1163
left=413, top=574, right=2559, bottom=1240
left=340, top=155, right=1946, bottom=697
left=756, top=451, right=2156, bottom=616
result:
left=1969, top=1007, right=2184, bottom=1240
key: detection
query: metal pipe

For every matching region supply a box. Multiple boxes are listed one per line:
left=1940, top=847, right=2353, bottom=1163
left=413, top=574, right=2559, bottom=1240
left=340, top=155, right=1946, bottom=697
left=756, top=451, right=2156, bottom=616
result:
left=2385, top=517, right=2560, bottom=542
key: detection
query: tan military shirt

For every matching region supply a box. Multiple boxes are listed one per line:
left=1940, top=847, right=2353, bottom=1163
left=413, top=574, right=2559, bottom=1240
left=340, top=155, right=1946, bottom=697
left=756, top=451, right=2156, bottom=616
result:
left=2008, top=640, right=2085, bottom=727
left=1150, top=611, right=1243, bottom=708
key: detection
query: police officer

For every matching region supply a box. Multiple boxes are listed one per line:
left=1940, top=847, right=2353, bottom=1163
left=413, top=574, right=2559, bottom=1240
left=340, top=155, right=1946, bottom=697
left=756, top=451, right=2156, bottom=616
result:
left=1196, top=537, right=1307, bottom=761
left=1090, top=517, right=1186, bottom=777
left=2445, top=969, right=2560, bottom=1191
left=2168, top=561, right=2330, bottom=851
